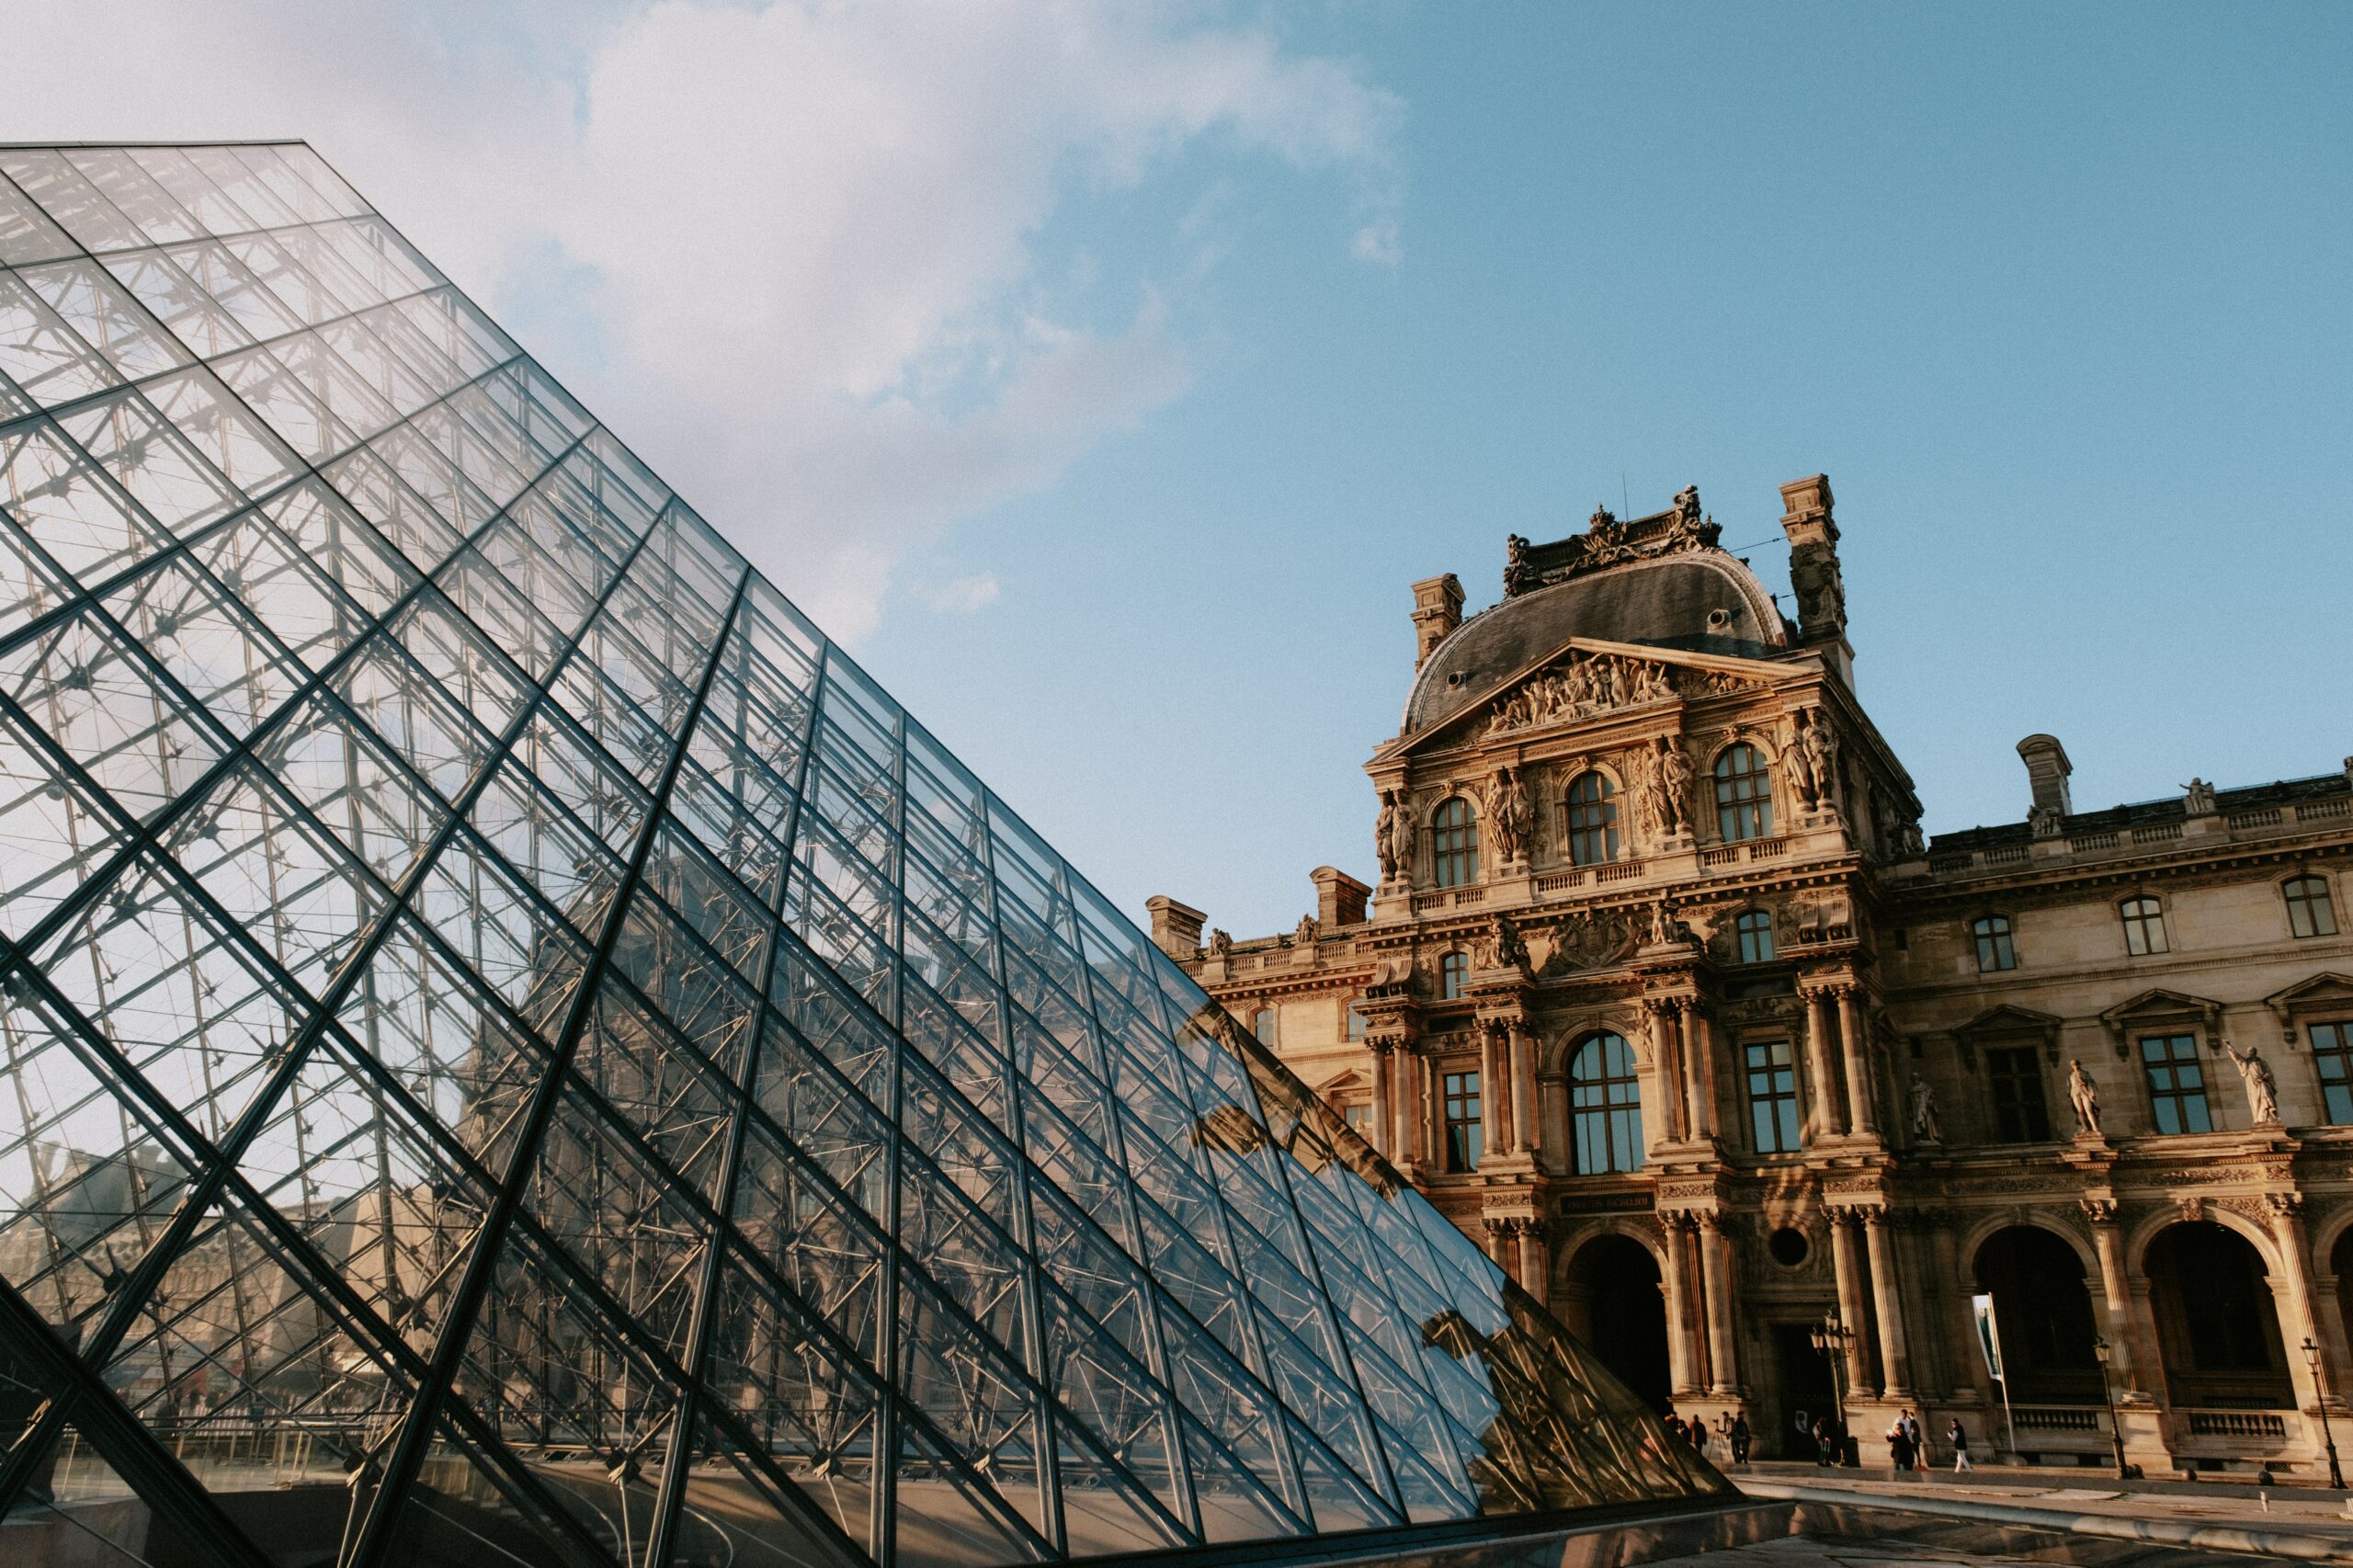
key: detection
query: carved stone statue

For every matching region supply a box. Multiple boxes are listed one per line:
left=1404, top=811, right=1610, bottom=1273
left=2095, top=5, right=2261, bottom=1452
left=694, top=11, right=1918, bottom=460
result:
left=1293, top=914, right=1319, bottom=949
left=1484, top=913, right=1528, bottom=971
left=1631, top=744, right=1672, bottom=843
left=1653, top=736, right=1695, bottom=837
left=1790, top=547, right=1846, bottom=631
left=1385, top=792, right=1415, bottom=884
left=1909, top=1074, right=1943, bottom=1142
left=1898, top=821, right=1926, bottom=858
left=1798, top=708, right=1838, bottom=812
left=2067, top=1059, right=2103, bottom=1138
left=1375, top=791, right=1401, bottom=882
left=1503, top=533, right=1534, bottom=596
left=1782, top=713, right=1819, bottom=809
left=1643, top=897, right=1687, bottom=949
left=1672, top=484, right=1701, bottom=528
left=1484, top=766, right=1531, bottom=866
left=2028, top=803, right=2063, bottom=840
left=1206, top=928, right=1232, bottom=959
left=2183, top=778, right=2217, bottom=816
left=2227, top=1040, right=2280, bottom=1125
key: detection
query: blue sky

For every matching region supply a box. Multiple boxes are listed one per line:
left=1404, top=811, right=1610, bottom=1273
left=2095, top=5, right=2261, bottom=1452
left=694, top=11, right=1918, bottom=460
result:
left=9, top=2, right=2347, bottom=939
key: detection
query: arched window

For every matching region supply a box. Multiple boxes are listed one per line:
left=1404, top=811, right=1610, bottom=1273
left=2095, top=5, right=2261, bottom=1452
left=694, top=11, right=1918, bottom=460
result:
left=1734, top=908, right=1775, bottom=964
left=1569, top=1032, right=1644, bottom=1174
left=1252, top=1007, right=1276, bottom=1047
left=1432, top=797, right=1479, bottom=888
left=2120, top=896, right=2169, bottom=956
left=1712, top=744, right=1774, bottom=842
left=1972, top=914, right=2018, bottom=971
left=1439, top=950, right=1469, bottom=1000
left=2286, top=875, right=2339, bottom=939
left=1564, top=770, right=1619, bottom=866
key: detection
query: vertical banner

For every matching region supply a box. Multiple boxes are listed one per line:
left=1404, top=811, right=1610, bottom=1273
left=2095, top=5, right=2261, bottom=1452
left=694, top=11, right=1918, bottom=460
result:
left=1971, top=1293, right=2005, bottom=1381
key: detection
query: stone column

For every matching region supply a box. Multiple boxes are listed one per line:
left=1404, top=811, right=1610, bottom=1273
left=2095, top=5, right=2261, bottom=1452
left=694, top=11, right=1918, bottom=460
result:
left=1699, top=1212, right=1742, bottom=1395
left=2082, top=1201, right=2146, bottom=1397
left=1803, top=989, right=1845, bottom=1138
left=1828, top=1211, right=1873, bottom=1395
left=1509, top=1022, right=1536, bottom=1155
left=1422, top=1054, right=1443, bottom=1168
left=1928, top=1220, right=1984, bottom=1403
left=1368, top=1041, right=1391, bottom=1160
left=1661, top=1216, right=1701, bottom=1397
left=1684, top=1006, right=1718, bottom=1141
left=1863, top=1209, right=1913, bottom=1398
left=1483, top=1217, right=1513, bottom=1271
left=2269, top=1196, right=2328, bottom=1415
left=1836, top=986, right=1878, bottom=1137
left=1650, top=1002, right=1685, bottom=1142
left=1480, top=1025, right=1510, bottom=1158
left=1520, top=1221, right=1551, bottom=1306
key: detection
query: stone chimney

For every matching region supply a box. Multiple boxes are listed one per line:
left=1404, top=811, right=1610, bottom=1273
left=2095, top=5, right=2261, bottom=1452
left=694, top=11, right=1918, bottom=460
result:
left=1310, top=866, right=1370, bottom=929
left=1410, top=574, right=1463, bottom=670
left=1145, top=895, right=1205, bottom=960
left=2016, top=734, right=2074, bottom=818
left=1778, top=474, right=1851, bottom=683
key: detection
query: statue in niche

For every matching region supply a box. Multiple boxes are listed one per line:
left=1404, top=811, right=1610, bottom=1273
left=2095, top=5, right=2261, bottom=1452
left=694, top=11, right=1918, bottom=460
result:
left=1652, top=736, right=1695, bottom=837
left=2067, top=1059, right=2103, bottom=1138
left=1483, top=913, right=1528, bottom=971
left=2182, top=778, right=2217, bottom=815
left=1385, top=791, right=1415, bottom=884
left=1484, top=766, right=1530, bottom=865
left=1798, top=708, right=1838, bottom=810
left=1631, top=744, right=1672, bottom=843
left=1375, top=791, right=1401, bottom=882
left=1909, top=1073, right=1943, bottom=1143
left=2227, top=1040, right=2280, bottom=1125
left=1783, top=713, right=1820, bottom=809
left=1206, top=928, right=1232, bottom=960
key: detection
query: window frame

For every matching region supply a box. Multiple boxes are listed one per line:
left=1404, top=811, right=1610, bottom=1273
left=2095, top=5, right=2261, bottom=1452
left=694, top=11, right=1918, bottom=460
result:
left=2120, top=895, right=2169, bottom=956
left=2312, top=1019, right=2353, bottom=1125
left=1745, top=1038, right=1803, bottom=1153
left=1712, top=743, right=1776, bottom=843
left=1344, top=1001, right=1367, bottom=1041
left=1734, top=908, right=1776, bottom=965
left=1438, top=949, right=1469, bottom=1001
left=1564, top=769, right=1620, bottom=867
left=1972, top=913, right=2018, bottom=972
left=1443, top=1069, right=1483, bottom=1172
left=1984, top=1042, right=2052, bottom=1142
left=1567, top=1031, right=1645, bottom=1174
left=1251, top=1006, right=1276, bottom=1047
left=2140, top=1031, right=2212, bottom=1134
left=2286, top=875, right=2339, bottom=939
left=1432, top=795, right=1480, bottom=889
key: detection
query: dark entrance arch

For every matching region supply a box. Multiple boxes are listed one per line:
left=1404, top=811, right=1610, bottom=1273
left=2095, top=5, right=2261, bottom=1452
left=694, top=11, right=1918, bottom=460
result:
left=1973, top=1225, right=2101, bottom=1403
left=2146, top=1221, right=2293, bottom=1409
left=1556, top=1233, right=1671, bottom=1413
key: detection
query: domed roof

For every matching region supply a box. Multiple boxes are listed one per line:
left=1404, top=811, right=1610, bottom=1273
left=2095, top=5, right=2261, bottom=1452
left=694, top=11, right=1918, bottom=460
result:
left=1404, top=549, right=1790, bottom=735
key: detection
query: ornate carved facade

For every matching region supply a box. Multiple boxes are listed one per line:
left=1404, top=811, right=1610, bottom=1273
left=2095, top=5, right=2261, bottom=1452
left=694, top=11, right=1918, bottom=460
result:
left=1154, top=476, right=2353, bottom=1476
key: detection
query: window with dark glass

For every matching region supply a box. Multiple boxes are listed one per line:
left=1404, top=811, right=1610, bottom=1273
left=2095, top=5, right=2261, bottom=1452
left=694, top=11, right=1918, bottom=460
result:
left=1432, top=796, right=1479, bottom=888
left=1712, top=744, right=1774, bottom=842
left=1985, top=1044, right=2052, bottom=1142
left=1439, top=949, right=1468, bottom=1000
left=1565, top=770, right=1620, bottom=866
left=1972, top=914, right=2017, bottom=971
left=1568, top=1032, right=1644, bottom=1174
left=2141, top=1032, right=2211, bottom=1133
left=1252, top=1007, right=1276, bottom=1047
left=1734, top=908, right=1774, bottom=964
left=2120, top=896, right=2169, bottom=956
left=2313, top=1021, right=2353, bottom=1124
left=1443, top=1070, right=1483, bottom=1171
left=1745, top=1040, right=1802, bottom=1153
left=2287, top=875, right=2338, bottom=939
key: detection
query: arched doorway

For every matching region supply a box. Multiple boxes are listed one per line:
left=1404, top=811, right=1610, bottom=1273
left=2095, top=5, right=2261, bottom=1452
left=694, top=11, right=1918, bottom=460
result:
left=1555, top=1234, right=1670, bottom=1412
left=2146, top=1221, right=2292, bottom=1408
left=1973, top=1226, right=2101, bottom=1403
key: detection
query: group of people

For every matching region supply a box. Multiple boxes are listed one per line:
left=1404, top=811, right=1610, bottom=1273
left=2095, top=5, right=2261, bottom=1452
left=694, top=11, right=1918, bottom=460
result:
left=1884, top=1410, right=1974, bottom=1473
left=1663, top=1408, right=1753, bottom=1466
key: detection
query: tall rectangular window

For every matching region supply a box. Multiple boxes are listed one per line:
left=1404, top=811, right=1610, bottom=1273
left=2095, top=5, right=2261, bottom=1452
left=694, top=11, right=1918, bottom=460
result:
left=2141, top=1032, right=2211, bottom=1134
left=1345, top=1004, right=1366, bottom=1041
left=1565, top=771, right=1619, bottom=866
left=1443, top=1070, right=1483, bottom=1172
left=1972, top=915, right=2018, bottom=971
left=2313, top=1022, right=2353, bottom=1124
left=1985, top=1044, right=2052, bottom=1142
left=1745, top=1040, right=1802, bottom=1153
left=2120, top=896, right=2169, bottom=956
left=1343, top=1101, right=1371, bottom=1137
left=2287, top=876, right=2339, bottom=938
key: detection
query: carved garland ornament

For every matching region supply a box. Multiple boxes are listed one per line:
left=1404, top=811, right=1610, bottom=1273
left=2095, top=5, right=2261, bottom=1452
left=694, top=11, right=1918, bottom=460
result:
left=1483, top=651, right=1753, bottom=739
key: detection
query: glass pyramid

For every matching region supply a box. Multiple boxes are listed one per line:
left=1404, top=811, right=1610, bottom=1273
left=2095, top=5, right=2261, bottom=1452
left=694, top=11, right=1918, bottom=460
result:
left=0, top=142, right=1724, bottom=1567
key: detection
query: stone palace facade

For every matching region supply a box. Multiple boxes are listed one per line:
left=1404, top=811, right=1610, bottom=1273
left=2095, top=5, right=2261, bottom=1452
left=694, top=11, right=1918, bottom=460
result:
left=1151, top=476, right=2353, bottom=1474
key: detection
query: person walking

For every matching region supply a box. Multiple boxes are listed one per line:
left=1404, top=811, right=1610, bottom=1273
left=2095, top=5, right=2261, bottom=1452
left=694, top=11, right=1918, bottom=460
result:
left=1886, top=1416, right=1915, bottom=1474
left=1949, top=1417, right=1972, bottom=1472
left=1728, top=1410, right=1752, bottom=1466
left=1902, top=1409, right=1925, bottom=1471
left=1813, top=1415, right=1836, bottom=1467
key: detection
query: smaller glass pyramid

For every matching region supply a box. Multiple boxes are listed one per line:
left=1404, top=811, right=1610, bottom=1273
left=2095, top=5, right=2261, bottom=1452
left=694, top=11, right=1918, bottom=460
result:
left=0, top=141, right=1725, bottom=1566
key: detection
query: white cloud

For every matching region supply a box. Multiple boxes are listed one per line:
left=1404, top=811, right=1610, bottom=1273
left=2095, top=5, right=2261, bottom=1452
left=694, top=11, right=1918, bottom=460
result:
left=0, top=0, right=1400, bottom=642
left=1351, top=216, right=1403, bottom=267
left=919, top=572, right=1001, bottom=615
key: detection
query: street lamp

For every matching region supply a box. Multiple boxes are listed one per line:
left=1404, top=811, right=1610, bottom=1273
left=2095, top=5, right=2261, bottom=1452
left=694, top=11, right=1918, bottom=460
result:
left=1810, top=1311, right=1854, bottom=1467
left=2302, top=1337, right=2347, bottom=1490
left=2091, top=1336, right=2129, bottom=1480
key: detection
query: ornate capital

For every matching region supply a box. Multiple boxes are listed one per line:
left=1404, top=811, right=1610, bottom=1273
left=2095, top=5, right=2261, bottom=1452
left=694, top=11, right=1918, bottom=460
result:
left=2079, top=1198, right=2120, bottom=1226
left=2268, top=1192, right=2305, bottom=1221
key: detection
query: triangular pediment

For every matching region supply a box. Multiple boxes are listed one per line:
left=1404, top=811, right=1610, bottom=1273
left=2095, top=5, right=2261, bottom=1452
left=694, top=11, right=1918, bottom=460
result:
left=1958, top=1004, right=2063, bottom=1040
left=2265, top=972, right=2353, bottom=1040
left=2099, top=987, right=2223, bottom=1048
left=1383, top=635, right=1792, bottom=756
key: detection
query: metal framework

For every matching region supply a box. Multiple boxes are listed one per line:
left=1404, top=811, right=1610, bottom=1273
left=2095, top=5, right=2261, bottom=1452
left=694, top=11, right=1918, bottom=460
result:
left=0, top=141, right=1724, bottom=1566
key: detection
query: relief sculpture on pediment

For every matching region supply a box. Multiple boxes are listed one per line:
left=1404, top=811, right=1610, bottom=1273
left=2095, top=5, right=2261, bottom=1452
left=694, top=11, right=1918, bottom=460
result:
left=1536, top=908, right=1640, bottom=977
